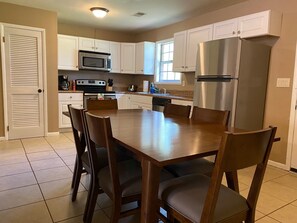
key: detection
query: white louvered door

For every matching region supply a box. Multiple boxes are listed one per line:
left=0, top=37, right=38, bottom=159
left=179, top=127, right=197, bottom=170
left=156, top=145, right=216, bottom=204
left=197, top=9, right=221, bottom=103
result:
left=4, top=26, right=44, bottom=139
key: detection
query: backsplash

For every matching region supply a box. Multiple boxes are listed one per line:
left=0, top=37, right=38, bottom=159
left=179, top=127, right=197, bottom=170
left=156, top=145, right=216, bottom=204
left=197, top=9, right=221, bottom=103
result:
left=58, top=70, right=194, bottom=98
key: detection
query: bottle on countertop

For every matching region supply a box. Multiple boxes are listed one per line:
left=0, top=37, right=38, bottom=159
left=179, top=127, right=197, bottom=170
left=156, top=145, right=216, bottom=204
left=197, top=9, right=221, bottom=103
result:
left=72, top=80, right=76, bottom=91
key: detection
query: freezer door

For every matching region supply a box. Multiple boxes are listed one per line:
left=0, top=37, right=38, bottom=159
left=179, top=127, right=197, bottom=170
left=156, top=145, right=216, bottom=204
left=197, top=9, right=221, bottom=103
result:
left=193, top=78, right=237, bottom=125
left=196, top=37, right=240, bottom=78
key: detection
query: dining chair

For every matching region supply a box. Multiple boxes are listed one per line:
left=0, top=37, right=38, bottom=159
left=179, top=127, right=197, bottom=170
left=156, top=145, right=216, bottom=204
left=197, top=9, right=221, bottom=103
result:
left=163, top=103, right=191, bottom=117
left=159, top=126, right=277, bottom=223
left=86, top=98, right=118, bottom=110
left=165, top=106, right=230, bottom=177
left=68, top=104, right=95, bottom=202
left=68, top=105, right=129, bottom=211
left=83, top=112, right=174, bottom=223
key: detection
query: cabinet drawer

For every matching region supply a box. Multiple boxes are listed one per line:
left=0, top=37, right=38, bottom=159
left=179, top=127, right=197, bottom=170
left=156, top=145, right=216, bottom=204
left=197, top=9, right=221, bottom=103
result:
left=129, top=95, right=152, bottom=104
left=59, top=93, right=83, bottom=101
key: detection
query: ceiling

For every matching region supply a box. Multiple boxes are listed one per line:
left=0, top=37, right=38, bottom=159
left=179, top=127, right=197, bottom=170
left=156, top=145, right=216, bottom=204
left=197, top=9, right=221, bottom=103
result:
left=2, top=0, right=248, bottom=33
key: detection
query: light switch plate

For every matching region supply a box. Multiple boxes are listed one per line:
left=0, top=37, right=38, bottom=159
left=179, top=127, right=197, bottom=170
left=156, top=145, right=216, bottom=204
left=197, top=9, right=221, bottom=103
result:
left=276, top=78, right=290, bottom=88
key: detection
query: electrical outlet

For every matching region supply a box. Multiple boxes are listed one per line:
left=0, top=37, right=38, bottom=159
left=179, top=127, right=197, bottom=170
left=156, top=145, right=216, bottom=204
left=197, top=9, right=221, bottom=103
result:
left=276, top=78, right=290, bottom=88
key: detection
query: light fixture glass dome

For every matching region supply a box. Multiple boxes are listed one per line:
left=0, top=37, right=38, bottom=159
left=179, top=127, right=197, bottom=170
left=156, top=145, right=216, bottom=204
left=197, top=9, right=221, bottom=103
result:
left=90, top=7, right=109, bottom=18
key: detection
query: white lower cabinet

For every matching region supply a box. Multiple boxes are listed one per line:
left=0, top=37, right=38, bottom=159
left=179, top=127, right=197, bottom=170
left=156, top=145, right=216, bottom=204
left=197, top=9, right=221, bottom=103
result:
left=116, top=94, right=129, bottom=109
left=128, top=95, right=152, bottom=110
left=59, top=93, right=83, bottom=128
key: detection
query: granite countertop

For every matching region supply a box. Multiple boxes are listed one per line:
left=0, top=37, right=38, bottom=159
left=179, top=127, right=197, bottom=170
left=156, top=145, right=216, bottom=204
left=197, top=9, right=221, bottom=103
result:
left=117, top=91, right=193, bottom=101
left=58, top=90, right=193, bottom=101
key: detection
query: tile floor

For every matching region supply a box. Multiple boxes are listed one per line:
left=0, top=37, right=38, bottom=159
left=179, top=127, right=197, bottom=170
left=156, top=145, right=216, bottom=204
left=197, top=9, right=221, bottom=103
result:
left=0, top=132, right=296, bottom=223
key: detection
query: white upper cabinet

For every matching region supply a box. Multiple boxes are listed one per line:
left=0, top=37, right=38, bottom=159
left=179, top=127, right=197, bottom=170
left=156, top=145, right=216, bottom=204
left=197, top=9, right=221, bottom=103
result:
left=79, top=37, right=110, bottom=53
left=110, top=41, right=121, bottom=73
left=58, top=34, right=79, bottom=70
left=213, top=10, right=282, bottom=40
left=185, top=25, right=213, bottom=71
left=213, top=18, right=238, bottom=40
left=238, top=10, right=282, bottom=38
left=121, top=43, right=135, bottom=74
left=135, top=42, right=155, bottom=75
left=173, top=31, right=187, bottom=72
left=173, top=25, right=213, bottom=72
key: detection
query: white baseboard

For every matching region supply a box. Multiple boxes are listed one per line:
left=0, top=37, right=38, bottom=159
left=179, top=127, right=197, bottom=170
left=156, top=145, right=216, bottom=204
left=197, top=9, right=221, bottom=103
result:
left=0, top=136, right=6, bottom=141
left=46, top=132, right=60, bottom=136
left=268, top=160, right=289, bottom=170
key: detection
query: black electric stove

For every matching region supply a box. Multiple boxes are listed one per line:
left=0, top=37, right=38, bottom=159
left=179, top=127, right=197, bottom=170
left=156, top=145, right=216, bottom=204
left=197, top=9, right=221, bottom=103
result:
left=75, top=79, right=115, bottom=93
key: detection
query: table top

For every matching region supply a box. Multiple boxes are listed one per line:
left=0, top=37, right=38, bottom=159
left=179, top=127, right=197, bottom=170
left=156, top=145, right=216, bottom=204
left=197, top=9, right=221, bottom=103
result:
left=88, top=109, right=228, bottom=166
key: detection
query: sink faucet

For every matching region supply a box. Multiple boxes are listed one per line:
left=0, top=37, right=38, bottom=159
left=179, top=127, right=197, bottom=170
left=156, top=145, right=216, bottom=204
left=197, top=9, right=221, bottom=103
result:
left=161, top=88, right=167, bottom=94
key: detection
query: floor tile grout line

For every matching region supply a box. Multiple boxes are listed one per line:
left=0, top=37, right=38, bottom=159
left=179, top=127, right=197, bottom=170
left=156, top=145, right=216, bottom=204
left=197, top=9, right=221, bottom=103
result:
left=20, top=138, right=55, bottom=223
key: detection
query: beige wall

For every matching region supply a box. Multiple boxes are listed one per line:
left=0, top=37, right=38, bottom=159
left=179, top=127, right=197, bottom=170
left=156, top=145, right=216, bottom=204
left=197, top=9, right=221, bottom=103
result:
left=136, top=0, right=297, bottom=164
left=0, top=2, right=58, bottom=134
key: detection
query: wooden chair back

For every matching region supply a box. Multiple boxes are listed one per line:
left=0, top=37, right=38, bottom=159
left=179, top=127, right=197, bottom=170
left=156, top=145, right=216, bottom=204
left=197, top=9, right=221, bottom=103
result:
left=68, top=104, right=86, bottom=157
left=86, top=99, right=118, bottom=110
left=201, top=126, right=277, bottom=222
left=191, top=106, right=230, bottom=126
left=163, top=103, right=191, bottom=118
left=82, top=112, right=121, bottom=198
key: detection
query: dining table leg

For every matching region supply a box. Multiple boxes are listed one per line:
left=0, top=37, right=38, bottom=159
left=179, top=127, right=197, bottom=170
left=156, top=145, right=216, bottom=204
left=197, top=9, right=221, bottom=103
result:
left=141, top=158, right=161, bottom=223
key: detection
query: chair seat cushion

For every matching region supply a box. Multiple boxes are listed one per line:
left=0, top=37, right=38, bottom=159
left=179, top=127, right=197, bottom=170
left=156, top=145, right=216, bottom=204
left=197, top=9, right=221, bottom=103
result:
left=165, top=158, right=214, bottom=177
left=159, top=174, right=249, bottom=223
left=99, top=160, right=175, bottom=198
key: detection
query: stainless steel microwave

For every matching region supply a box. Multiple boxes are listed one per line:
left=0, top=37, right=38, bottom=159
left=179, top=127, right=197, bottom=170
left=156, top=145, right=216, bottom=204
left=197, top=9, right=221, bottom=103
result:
left=78, top=50, right=111, bottom=71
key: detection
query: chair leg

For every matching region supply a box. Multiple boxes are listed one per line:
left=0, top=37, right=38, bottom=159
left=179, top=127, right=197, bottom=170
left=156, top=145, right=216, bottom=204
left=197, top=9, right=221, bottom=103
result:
left=71, top=157, right=79, bottom=188
left=84, top=179, right=100, bottom=223
left=72, top=161, right=83, bottom=201
left=110, top=199, right=121, bottom=223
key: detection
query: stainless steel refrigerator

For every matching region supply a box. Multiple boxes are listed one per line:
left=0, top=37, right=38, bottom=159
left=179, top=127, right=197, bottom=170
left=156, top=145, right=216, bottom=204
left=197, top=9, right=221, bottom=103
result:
left=193, top=37, right=271, bottom=130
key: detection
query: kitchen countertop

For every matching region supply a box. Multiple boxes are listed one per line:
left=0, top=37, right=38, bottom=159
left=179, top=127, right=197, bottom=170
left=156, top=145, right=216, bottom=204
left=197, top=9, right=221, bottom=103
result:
left=58, top=90, right=193, bottom=101
left=118, top=91, right=193, bottom=101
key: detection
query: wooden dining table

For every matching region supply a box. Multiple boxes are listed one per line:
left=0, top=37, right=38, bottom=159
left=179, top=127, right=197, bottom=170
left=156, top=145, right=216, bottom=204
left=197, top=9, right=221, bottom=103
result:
left=87, top=108, right=235, bottom=223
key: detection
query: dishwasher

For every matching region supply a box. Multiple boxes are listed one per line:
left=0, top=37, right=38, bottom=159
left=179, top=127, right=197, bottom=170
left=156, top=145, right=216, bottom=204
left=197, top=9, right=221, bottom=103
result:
left=152, top=97, right=171, bottom=112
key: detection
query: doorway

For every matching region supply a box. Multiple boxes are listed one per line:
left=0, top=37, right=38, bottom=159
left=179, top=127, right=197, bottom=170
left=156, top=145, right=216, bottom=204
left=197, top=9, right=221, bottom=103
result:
left=1, top=24, right=46, bottom=139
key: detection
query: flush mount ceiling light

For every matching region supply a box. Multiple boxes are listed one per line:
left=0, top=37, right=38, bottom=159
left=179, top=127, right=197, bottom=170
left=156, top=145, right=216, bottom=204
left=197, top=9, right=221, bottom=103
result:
left=90, top=7, right=109, bottom=18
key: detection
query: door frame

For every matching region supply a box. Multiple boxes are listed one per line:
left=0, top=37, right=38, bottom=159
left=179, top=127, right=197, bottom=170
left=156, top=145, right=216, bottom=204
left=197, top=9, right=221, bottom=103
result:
left=287, top=42, right=297, bottom=170
left=0, top=23, right=48, bottom=139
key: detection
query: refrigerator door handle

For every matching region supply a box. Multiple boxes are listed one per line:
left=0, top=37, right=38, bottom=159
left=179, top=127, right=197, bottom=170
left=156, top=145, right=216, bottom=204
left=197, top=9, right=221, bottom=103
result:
left=196, top=77, right=234, bottom=82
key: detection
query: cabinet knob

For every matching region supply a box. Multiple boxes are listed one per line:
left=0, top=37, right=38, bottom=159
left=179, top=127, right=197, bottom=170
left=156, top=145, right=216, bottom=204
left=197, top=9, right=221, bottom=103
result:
left=232, top=31, right=236, bottom=35
left=70, top=96, right=72, bottom=99
left=182, top=66, right=184, bottom=68
left=238, top=30, right=241, bottom=34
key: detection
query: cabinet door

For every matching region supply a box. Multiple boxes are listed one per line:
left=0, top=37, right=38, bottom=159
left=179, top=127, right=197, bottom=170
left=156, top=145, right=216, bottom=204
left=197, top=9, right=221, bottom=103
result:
left=135, top=42, right=144, bottom=74
left=116, top=94, right=128, bottom=109
left=238, top=10, right=281, bottom=38
left=59, top=102, right=83, bottom=128
left=121, top=43, right=135, bottom=73
left=136, top=42, right=155, bottom=75
left=213, top=18, right=238, bottom=40
left=78, top=37, right=95, bottom=51
left=173, top=31, right=187, bottom=72
left=185, top=25, right=213, bottom=72
left=94, top=39, right=110, bottom=53
left=58, top=35, right=79, bottom=70
left=110, top=42, right=121, bottom=73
